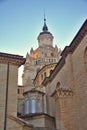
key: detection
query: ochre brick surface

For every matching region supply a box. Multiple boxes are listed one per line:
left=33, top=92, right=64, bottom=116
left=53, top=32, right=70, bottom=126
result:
left=46, top=28, right=87, bottom=130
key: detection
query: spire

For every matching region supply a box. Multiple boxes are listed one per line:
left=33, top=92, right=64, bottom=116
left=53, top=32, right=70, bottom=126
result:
left=42, top=11, right=48, bottom=32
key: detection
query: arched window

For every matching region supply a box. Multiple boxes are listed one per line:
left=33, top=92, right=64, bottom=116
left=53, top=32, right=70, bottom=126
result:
left=84, top=47, right=87, bottom=71
left=24, top=99, right=30, bottom=114
left=56, top=82, right=60, bottom=90
left=32, top=99, right=36, bottom=113
left=41, top=74, right=43, bottom=80
left=44, top=72, right=46, bottom=78
left=37, top=99, right=41, bottom=112
left=51, top=53, right=54, bottom=57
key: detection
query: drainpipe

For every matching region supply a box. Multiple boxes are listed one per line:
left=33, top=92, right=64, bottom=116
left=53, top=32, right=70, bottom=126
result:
left=4, top=63, right=9, bottom=130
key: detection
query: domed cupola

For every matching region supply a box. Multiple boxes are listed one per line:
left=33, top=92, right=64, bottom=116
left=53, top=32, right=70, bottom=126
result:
left=37, top=16, right=54, bottom=47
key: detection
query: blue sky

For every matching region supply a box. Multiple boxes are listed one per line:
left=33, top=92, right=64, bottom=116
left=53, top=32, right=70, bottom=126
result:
left=0, top=0, right=87, bottom=84
left=0, top=0, right=87, bottom=56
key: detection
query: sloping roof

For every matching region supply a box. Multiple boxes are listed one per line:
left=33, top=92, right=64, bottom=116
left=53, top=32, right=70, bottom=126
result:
left=42, top=19, right=87, bottom=86
left=8, top=115, right=33, bottom=127
left=23, top=88, right=45, bottom=96
left=19, top=112, right=55, bottom=119
left=34, top=63, right=57, bottom=83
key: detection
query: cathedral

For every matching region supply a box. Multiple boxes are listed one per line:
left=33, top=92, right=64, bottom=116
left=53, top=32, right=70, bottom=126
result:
left=0, top=18, right=87, bottom=130
left=22, top=17, right=61, bottom=89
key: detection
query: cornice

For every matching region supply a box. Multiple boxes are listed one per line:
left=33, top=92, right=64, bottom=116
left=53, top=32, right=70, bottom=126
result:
left=23, top=88, right=45, bottom=97
left=51, top=88, right=73, bottom=101
left=0, top=52, right=25, bottom=67
left=61, top=19, right=87, bottom=58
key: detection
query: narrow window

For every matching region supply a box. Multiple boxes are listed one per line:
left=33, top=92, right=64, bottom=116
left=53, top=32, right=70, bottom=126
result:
left=41, top=74, right=43, bottom=80
left=31, top=99, right=36, bottom=113
left=56, top=82, right=60, bottom=90
left=51, top=53, right=54, bottom=57
left=37, top=99, right=41, bottom=112
left=44, top=72, right=46, bottom=78
left=18, top=101, right=24, bottom=114
left=24, top=100, right=30, bottom=114
left=18, top=89, right=20, bottom=94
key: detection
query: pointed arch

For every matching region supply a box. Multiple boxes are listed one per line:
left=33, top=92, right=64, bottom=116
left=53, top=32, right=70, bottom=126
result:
left=56, top=82, right=60, bottom=90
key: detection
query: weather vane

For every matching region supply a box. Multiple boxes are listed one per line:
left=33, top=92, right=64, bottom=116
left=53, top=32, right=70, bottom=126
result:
left=44, top=8, right=46, bottom=21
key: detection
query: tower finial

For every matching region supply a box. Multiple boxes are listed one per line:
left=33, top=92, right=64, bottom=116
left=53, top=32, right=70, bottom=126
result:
left=44, top=9, right=46, bottom=22
left=42, top=9, right=48, bottom=32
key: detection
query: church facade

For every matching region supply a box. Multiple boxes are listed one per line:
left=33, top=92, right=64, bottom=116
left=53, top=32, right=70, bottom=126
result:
left=0, top=18, right=87, bottom=130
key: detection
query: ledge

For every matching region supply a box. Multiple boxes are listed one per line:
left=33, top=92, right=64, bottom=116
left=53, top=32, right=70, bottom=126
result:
left=0, top=52, right=25, bottom=67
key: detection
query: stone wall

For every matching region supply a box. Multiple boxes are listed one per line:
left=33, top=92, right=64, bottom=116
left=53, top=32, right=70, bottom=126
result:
left=0, top=64, right=7, bottom=130
left=44, top=21, right=87, bottom=130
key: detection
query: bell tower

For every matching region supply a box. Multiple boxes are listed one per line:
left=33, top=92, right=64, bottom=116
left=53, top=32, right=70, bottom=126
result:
left=37, top=14, right=54, bottom=47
